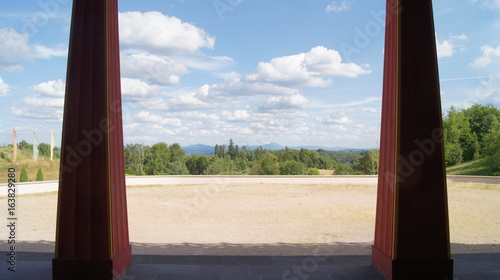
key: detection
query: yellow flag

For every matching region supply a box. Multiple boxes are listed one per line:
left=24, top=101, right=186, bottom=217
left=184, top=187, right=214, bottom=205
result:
left=50, top=132, right=55, bottom=160
left=33, top=131, right=38, bottom=162
left=13, top=129, right=17, bottom=163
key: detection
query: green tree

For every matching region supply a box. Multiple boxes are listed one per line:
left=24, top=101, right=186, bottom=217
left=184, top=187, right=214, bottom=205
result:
left=38, top=143, right=51, bottom=158
left=203, top=157, right=239, bottom=175
left=277, top=147, right=299, bottom=162
left=443, top=107, right=477, bottom=162
left=482, top=127, right=500, bottom=171
left=20, top=165, right=29, bottom=182
left=204, top=158, right=224, bottom=175
left=228, top=138, right=238, bottom=159
left=335, top=163, right=353, bottom=175
left=318, top=156, right=336, bottom=170
left=145, top=142, right=170, bottom=175
left=279, top=160, right=307, bottom=175
left=353, top=150, right=379, bottom=175
left=18, top=140, right=31, bottom=151
left=462, top=103, right=500, bottom=144
left=124, top=144, right=149, bottom=175
left=169, top=143, right=185, bottom=163
left=444, top=141, right=463, bottom=166
left=299, top=148, right=312, bottom=167
left=167, top=160, right=190, bottom=175
left=258, top=153, right=280, bottom=175
left=52, top=147, right=61, bottom=159
left=253, top=146, right=265, bottom=161
left=185, top=155, right=211, bottom=175
left=214, top=144, right=227, bottom=158
left=36, top=168, right=44, bottom=181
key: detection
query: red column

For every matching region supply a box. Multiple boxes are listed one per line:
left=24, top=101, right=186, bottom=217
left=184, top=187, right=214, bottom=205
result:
left=52, top=1, right=131, bottom=279
left=372, top=1, right=453, bottom=279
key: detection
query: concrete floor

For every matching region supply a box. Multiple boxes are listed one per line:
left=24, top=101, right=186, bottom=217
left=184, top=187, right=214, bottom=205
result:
left=1, top=252, right=499, bottom=280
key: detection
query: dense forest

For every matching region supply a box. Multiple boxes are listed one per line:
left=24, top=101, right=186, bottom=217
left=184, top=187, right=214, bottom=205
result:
left=443, top=104, right=499, bottom=173
left=124, top=140, right=379, bottom=176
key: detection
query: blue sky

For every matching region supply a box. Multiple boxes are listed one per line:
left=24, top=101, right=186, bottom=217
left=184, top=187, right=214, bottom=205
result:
left=1, top=0, right=499, bottom=149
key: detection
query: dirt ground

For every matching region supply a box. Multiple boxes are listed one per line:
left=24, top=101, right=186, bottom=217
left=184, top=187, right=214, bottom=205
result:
left=1, top=182, right=499, bottom=255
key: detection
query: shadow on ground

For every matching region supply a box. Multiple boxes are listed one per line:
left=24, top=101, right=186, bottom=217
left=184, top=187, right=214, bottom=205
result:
left=1, top=241, right=500, bottom=279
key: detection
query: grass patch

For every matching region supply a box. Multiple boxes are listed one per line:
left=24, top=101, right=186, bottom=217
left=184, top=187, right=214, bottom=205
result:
left=446, top=159, right=497, bottom=176
left=0, top=146, right=60, bottom=182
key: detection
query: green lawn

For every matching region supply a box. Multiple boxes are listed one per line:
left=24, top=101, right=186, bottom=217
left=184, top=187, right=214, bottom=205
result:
left=446, top=159, right=498, bottom=176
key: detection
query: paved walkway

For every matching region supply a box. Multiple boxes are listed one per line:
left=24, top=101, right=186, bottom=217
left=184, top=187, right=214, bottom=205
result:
left=1, top=175, right=498, bottom=196
left=1, top=252, right=499, bottom=280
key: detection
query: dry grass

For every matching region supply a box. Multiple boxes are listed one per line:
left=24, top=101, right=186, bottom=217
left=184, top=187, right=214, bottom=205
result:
left=318, top=169, right=334, bottom=175
left=0, top=147, right=60, bottom=181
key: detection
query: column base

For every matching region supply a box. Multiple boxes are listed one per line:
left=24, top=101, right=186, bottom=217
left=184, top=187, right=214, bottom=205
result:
left=53, top=245, right=131, bottom=280
left=372, top=246, right=454, bottom=280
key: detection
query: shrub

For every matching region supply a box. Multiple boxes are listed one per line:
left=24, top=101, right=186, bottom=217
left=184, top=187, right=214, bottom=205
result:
left=125, top=169, right=135, bottom=175
left=307, top=168, right=320, bottom=175
left=335, top=163, right=354, bottom=175
left=280, top=160, right=307, bottom=175
left=20, top=165, right=29, bottom=182
left=36, top=168, right=44, bottom=181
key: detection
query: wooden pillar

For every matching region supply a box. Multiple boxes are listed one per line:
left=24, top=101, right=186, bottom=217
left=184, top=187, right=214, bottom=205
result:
left=52, top=1, right=131, bottom=279
left=372, top=0, right=453, bottom=279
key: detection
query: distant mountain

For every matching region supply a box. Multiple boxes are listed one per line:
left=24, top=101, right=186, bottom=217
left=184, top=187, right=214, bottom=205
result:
left=183, top=144, right=214, bottom=155
left=302, top=146, right=368, bottom=152
left=182, top=143, right=368, bottom=155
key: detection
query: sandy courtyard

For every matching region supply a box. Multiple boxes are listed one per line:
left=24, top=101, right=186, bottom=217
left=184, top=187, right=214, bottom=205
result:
left=1, top=182, right=499, bottom=256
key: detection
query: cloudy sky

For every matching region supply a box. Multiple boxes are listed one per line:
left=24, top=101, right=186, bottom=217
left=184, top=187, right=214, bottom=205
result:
left=1, top=0, right=499, bottom=149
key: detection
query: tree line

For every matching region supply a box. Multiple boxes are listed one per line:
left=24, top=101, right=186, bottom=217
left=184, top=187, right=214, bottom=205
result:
left=124, top=140, right=380, bottom=176
left=443, top=103, right=499, bottom=173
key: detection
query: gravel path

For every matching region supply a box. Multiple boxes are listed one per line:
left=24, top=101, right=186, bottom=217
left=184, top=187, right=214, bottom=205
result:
left=1, top=182, right=498, bottom=256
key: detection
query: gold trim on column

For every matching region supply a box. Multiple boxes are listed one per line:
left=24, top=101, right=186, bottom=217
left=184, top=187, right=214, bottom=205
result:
left=391, top=0, right=402, bottom=260
left=104, top=0, right=114, bottom=260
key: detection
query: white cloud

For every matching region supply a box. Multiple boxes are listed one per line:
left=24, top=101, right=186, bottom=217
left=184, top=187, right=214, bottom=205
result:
left=135, top=97, right=170, bottom=111
left=316, top=96, right=381, bottom=108
left=121, top=52, right=189, bottom=85
left=326, top=0, right=354, bottom=12
left=222, top=110, right=252, bottom=121
left=33, top=44, right=67, bottom=59
left=32, top=79, right=65, bottom=97
left=318, top=112, right=353, bottom=125
left=470, top=0, right=500, bottom=9
left=125, top=135, right=159, bottom=143
left=170, top=111, right=221, bottom=123
left=121, top=78, right=160, bottom=100
left=23, top=96, right=64, bottom=107
left=119, top=11, right=215, bottom=55
left=450, top=33, right=468, bottom=40
left=436, top=33, right=468, bottom=58
left=436, top=39, right=454, bottom=58
left=0, top=76, right=10, bottom=96
left=167, top=92, right=214, bottom=110
left=135, top=111, right=182, bottom=127
left=470, top=74, right=500, bottom=103
left=258, top=94, right=309, bottom=111
left=470, top=45, right=500, bottom=67
left=10, top=105, right=63, bottom=122
left=176, top=55, right=235, bottom=71
left=0, top=28, right=34, bottom=72
left=10, top=79, right=65, bottom=122
left=246, top=46, right=371, bottom=87
left=200, top=78, right=300, bottom=99
left=158, top=79, right=301, bottom=112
